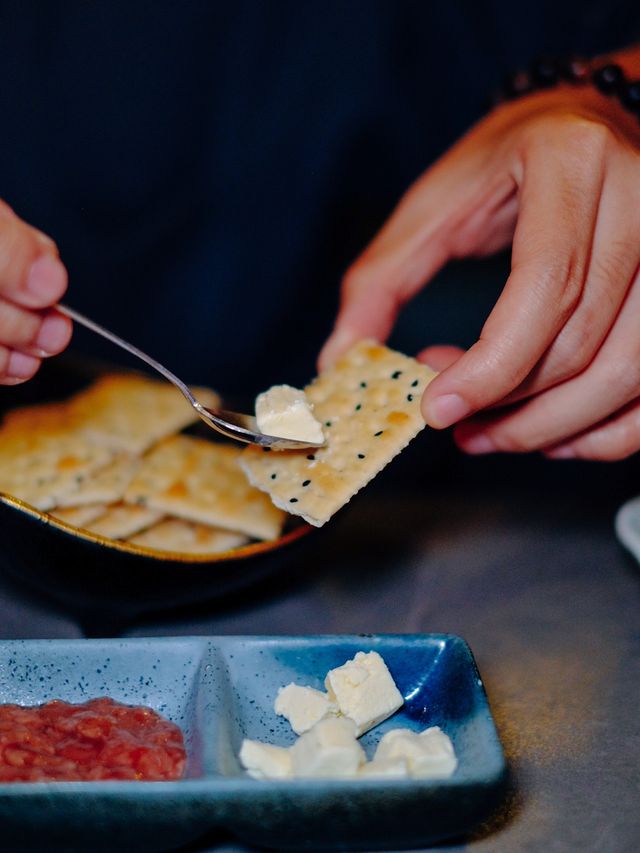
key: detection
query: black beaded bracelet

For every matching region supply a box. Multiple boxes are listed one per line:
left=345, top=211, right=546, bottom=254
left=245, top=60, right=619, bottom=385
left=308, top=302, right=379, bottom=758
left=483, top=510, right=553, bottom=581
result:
left=497, top=57, right=640, bottom=122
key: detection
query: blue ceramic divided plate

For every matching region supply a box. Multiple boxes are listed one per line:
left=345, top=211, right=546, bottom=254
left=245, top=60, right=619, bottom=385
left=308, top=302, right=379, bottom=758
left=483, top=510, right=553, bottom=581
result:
left=0, top=635, right=506, bottom=852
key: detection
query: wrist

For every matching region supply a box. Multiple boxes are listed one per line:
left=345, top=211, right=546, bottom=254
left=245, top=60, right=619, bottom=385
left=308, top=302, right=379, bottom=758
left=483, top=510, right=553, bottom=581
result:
left=494, top=56, right=640, bottom=148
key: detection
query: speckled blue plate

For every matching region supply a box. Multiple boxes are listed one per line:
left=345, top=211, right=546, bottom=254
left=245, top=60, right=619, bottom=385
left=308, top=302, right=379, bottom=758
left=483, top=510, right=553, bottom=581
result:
left=0, top=635, right=506, bottom=852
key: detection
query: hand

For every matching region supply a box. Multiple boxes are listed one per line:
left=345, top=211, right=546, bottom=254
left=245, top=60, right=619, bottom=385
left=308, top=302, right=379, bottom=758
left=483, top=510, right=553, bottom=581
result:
left=0, top=201, right=71, bottom=385
left=319, top=80, right=640, bottom=461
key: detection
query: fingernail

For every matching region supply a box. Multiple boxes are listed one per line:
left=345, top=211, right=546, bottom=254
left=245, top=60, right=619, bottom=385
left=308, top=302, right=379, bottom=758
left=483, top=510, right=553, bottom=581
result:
left=26, top=254, right=67, bottom=302
left=319, top=327, right=359, bottom=371
left=423, top=393, right=471, bottom=428
left=6, top=350, right=39, bottom=379
left=544, top=445, right=577, bottom=459
left=35, top=314, right=71, bottom=355
left=457, top=432, right=497, bottom=454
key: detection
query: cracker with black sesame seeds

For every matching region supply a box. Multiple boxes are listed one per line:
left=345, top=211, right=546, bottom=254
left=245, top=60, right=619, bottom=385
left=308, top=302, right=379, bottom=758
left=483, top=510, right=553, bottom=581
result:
left=240, top=340, right=436, bottom=527
left=84, top=502, right=164, bottom=539
left=123, top=435, right=285, bottom=540
left=127, top=518, right=248, bottom=555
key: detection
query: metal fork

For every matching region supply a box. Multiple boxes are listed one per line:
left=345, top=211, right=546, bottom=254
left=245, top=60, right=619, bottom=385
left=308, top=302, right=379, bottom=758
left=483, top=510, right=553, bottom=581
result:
left=56, top=304, right=324, bottom=451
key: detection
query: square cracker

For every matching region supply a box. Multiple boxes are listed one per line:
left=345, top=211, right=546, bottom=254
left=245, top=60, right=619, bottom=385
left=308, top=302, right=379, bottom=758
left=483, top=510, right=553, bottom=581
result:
left=240, top=340, right=437, bottom=526
left=49, top=504, right=109, bottom=528
left=128, top=519, right=247, bottom=555
left=85, top=503, right=163, bottom=539
left=68, top=374, right=220, bottom=454
left=124, top=435, right=285, bottom=540
left=0, top=371, right=220, bottom=509
left=54, top=453, right=141, bottom=508
left=0, top=427, right=115, bottom=511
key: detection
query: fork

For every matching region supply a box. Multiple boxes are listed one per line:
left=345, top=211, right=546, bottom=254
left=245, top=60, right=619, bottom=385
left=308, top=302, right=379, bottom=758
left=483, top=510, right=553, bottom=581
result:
left=56, top=304, right=324, bottom=451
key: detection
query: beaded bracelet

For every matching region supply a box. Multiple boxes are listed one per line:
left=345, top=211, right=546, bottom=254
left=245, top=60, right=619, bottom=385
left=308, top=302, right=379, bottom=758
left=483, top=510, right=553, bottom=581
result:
left=497, top=57, right=640, bottom=121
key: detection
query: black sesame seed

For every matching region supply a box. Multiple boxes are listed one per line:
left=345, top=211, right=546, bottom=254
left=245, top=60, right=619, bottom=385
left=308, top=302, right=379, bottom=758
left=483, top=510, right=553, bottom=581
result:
left=411, top=379, right=419, bottom=387
left=407, top=394, right=414, bottom=402
left=391, top=370, right=402, bottom=379
left=263, top=447, right=271, bottom=452
left=302, top=480, right=311, bottom=487
left=306, top=454, right=315, bottom=461
left=360, top=381, right=367, bottom=388
left=290, top=497, right=298, bottom=503
left=374, top=430, right=384, bottom=436
left=355, top=404, right=362, bottom=411
left=325, top=421, right=332, bottom=427
left=357, top=453, right=365, bottom=459
left=270, top=473, right=277, bottom=480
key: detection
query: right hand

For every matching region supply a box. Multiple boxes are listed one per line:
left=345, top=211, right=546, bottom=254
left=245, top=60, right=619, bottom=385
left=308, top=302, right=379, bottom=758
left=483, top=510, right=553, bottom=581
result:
left=0, top=200, right=72, bottom=385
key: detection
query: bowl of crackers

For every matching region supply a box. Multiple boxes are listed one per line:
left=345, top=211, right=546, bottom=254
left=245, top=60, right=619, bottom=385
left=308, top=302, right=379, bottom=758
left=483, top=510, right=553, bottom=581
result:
left=0, top=341, right=435, bottom=623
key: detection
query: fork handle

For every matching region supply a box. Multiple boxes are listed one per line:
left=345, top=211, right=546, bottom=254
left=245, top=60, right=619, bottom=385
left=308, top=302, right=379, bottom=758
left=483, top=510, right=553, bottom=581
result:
left=56, top=303, right=199, bottom=408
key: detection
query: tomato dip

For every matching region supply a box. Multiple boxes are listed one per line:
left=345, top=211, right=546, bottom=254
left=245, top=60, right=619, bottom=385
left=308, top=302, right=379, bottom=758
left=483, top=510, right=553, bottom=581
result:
left=0, top=697, right=186, bottom=782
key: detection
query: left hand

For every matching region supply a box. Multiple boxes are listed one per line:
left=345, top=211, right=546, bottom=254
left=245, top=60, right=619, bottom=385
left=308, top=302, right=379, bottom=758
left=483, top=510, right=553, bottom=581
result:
left=319, top=79, right=640, bottom=461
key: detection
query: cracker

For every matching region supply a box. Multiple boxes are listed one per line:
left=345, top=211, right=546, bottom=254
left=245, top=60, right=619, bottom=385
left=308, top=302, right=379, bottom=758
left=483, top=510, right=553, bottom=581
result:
left=0, top=427, right=115, bottom=511
left=54, top=453, right=141, bottom=508
left=0, top=372, right=220, bottom=512
left=124, top=435, right=285, bottom=540
left=86, top=503, right=163, bottom=539
left=49, top=504, right=109, bottom=528
left=128, top=518, right=248, bottom=555
left=1, top=400, right=83, bottom=434
left=68, top=374, right=220, bottom=454
left=240, top=340, right=436, bottom=526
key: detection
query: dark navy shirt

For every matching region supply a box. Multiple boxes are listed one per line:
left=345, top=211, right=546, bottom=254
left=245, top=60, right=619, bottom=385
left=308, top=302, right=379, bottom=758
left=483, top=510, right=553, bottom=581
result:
left=0, top=1, right=638, bottom=399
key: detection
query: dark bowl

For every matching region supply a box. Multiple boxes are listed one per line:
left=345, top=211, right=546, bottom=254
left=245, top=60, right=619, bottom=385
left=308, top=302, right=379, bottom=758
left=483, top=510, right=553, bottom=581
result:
left=0, top=356, right=313, bottom=628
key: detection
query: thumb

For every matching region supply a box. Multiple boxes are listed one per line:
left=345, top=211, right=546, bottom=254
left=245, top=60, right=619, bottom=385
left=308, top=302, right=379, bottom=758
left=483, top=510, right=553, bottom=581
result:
left=0, top=202, right=67, bottom=309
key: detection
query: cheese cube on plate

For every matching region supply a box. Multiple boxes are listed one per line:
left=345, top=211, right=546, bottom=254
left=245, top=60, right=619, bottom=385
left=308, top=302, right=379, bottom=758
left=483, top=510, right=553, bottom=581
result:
left=274, top=684, right=337, bottom=735
left=358, top=757, right=409, bottom=778
left=290, top=716, right=365, bottom=778
left=239, top=739, right=293, bottom=779
left=374, top=726, right=457, bottom=778
left=325, top=651, right=403, bottom=736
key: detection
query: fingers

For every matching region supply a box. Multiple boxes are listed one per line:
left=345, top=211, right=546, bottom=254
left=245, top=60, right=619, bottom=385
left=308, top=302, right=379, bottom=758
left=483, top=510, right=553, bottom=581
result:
left=0, top=298, right=71, bottom=355
left=318, top=139, right=517, bottom=371
left=0, top=204, right=68, bottom=309
left=545, top=399, right=640, bottom=461
left=497, top=143, right=640, bottom=406
left=421, top=118, right=606, bottom=429
left=0, top=348, right=42, bottom=386
left=454, top=265, right=640, bottom=454
left=0, top=203, right=71, bottom=385
left=0, top=304, right=71, bottom=385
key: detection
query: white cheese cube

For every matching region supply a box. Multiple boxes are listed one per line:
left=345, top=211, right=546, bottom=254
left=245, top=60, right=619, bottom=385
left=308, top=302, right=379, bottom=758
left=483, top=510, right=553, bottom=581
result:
left=274, top=683, right=337, bottom=735
left=290, top=716, right=365, bottom=778
left=358, top=757, right=409, bottom=778
left=324, top=651, right=403, bottom=736
left=374, top=726, right=457, bottom=778
left=255, top=385, right=324, bottom=444
left=239, top=738, right=293, bottom=779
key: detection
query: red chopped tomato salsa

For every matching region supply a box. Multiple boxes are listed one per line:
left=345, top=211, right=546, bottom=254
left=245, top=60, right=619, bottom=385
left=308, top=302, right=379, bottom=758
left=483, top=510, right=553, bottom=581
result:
left=0, top=697, right=186, bottom=782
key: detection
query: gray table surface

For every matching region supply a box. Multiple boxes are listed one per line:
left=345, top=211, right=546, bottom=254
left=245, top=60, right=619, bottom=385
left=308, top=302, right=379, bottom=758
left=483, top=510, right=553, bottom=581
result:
left=1, top=439, right=639, bottom=853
